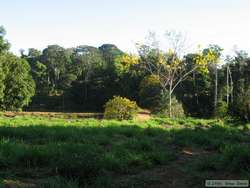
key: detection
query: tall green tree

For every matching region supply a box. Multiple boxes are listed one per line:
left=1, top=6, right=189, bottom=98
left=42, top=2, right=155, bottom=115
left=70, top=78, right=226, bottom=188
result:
left=0, top=53, right=35, bottom=110
left=25, top=48, right=48, bottom=95
left=72, top=45, right=104, bottom=103
left=0, top=26, right=10, bottom=54
left=203, top=45, right=223, bottom=114
left=0, top=26, right=8, bottom=103
left=41, top=45, right=72, bottom=93
left=175, top=53, right=214, bottom=117
left=225, top=50, right=250, bottom=120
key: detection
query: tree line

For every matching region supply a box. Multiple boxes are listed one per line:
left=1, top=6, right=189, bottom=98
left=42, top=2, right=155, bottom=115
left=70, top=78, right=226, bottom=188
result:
left=0, top=26, right=249, bottom=120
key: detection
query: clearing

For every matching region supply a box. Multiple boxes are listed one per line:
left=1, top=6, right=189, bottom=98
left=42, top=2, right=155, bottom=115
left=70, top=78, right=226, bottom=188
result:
left=0, top=113, right=249, bottom=187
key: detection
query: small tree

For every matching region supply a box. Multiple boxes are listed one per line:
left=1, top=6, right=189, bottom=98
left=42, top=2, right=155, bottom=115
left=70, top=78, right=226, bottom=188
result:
left=155, top=91, right=185, bottom=117
left=137, top=31, right=217, bottom=117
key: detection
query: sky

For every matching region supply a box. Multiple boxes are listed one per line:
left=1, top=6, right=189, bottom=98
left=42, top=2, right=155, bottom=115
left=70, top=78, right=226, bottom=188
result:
left=1, top=0, right=250, bottom=56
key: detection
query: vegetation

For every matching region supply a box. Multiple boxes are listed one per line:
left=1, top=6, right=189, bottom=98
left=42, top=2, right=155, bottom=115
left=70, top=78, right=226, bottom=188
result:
left=0, top=23, right=249, bottom=187
left=231, top=88, right=250, bottom=121
left=0, top=114, right=248, bottom=187
left=139, top=74, right=161, bottom=112
left=0, top=26, right=249, bottom=122
left=156, top=93, right=185, bottom=117
left=104, top=96, right=139, bottom=120
left=0, top=27, right=35, bottom=111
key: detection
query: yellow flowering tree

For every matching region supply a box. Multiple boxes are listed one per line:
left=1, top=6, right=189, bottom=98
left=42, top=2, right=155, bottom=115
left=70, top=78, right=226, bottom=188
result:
left=202, top=45, right=223, bottom=113
left=114, top=54, right=139, bottom=74
left=137, top=32, right=219, bottom=117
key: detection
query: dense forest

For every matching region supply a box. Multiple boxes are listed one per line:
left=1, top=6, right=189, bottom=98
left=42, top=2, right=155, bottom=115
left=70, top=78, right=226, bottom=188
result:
left=0, top=26, right=249, bottom=121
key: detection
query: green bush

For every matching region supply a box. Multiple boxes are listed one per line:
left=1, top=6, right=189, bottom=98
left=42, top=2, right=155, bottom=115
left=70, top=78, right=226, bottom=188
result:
left=154, top=91, right=185, bottom=118
left=221, top=144, right=250, bottom=172
left=215, top=101, right=228, bottom=118
left=231, top=90, right=250, bottom=121
left=104, top=96, right=139, bottom=120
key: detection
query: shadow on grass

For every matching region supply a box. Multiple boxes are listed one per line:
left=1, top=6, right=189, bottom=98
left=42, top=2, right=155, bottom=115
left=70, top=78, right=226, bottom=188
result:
left=0, top=122, right=249, bottom=187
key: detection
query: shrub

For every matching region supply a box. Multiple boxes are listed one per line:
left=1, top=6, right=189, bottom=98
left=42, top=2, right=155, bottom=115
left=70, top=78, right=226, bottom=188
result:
left=104, top=96, right=139, bottom=120
left=154, top=91, right=185, bottom=118
left=215, top=101, right=228, bottom=118
left=231, top=90, right=250, bottom=121
left=221, top=144, right=250, bottom=172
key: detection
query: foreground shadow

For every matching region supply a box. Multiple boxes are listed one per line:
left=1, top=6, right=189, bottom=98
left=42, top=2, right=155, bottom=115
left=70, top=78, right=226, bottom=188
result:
left=0, top=122, right=249, bottom=187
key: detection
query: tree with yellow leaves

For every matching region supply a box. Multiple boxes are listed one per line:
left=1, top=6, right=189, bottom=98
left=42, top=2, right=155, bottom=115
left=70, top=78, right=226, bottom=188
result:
left=137, top=31, right=219, bottom=117
left=202, top=45, right=223, bottom=114
left=114, top=54, right=139, bottom=74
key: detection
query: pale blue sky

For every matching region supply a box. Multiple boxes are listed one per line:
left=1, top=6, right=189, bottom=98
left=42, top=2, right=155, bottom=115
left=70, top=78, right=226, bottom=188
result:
left=1, top=0, right=250, bottom=55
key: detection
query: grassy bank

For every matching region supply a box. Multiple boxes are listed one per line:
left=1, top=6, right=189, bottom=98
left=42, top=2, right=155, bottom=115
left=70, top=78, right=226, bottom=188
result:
left=0, top=115, right=249, bottom=187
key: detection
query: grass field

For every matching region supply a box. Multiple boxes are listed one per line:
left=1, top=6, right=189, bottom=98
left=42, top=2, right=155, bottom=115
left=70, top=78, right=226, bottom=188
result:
left=0, top=114, right=249, bottom=187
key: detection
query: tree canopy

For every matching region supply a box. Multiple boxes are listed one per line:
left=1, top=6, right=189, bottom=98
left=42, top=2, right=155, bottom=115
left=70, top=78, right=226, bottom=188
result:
left=0, top=26, right=35, bottom=110
left=0, top=26, right=249, bottom=120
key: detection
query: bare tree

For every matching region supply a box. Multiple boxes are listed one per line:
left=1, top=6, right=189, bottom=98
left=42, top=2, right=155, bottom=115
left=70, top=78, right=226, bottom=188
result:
left=225, top=57, right=234, bottom=105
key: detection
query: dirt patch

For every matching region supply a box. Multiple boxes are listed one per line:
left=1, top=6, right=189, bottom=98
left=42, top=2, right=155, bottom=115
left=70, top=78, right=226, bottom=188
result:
left=114, top=146, right=243, bottom=188
left=182, top=147, right=211, bottom=156
left=2, top=111, right=103, bottom=119
left=136, top=110, right=151, bottom=122
left=3, top=179, right=36, bottom=188
left=2, top=110, right=152, bottom=122
left=115, top=154, right=191, bottom=188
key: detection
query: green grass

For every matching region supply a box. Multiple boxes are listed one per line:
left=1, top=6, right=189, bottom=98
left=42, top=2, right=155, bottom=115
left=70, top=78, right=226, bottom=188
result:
left=0, top=115, right=249, bottom=187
